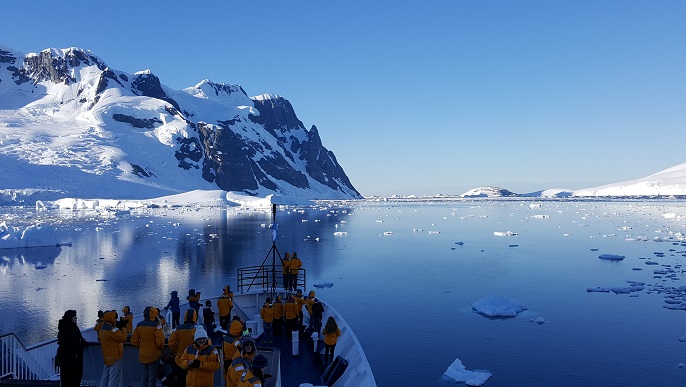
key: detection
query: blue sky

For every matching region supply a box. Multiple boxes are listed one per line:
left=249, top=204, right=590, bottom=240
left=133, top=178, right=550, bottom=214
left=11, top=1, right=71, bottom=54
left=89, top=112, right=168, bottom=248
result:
left=2, top=1, right=685, bottom=196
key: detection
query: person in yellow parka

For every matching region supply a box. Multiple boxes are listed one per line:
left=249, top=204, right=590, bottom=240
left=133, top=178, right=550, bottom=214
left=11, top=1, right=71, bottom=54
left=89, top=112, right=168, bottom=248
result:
left=169, top=309, right=198, bottom=356
left=225, top=336, right=256, bottom=387
left=177, top=326, right=220, bottom=387
left=294, top=289, right=306, bottom=333
left=272, top=296, right=284, bottom=337
left=228, top=315, right=244, bottom=338
left=222, top=316, right=245, bottom=374
left=322, top=316, right=341, bottom=366
left=281, top=253, right=291, bottom=290
left=131, top=307, right=165, bottom=387
left=259, top=298, right=274, bottom=344
left=217, top=285, right=233, bottom=331
left=288, top=252, right=302, bottom=291
left=98, top=310, right=128, bottom=387
left=283, top=294, right=299, bottom=334
left=236, top=354, right=269, bottom=387
left=121, top=306, right=133, bottom=334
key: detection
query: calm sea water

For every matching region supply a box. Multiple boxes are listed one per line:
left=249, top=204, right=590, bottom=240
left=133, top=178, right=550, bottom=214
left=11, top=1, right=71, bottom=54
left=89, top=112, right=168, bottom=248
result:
left=1, top=199, right=686, bottom=386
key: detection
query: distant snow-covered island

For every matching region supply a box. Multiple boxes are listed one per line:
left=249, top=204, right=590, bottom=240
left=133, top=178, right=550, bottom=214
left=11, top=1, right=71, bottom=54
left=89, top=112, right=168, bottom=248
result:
left=369, top=162, right=686, bottom=200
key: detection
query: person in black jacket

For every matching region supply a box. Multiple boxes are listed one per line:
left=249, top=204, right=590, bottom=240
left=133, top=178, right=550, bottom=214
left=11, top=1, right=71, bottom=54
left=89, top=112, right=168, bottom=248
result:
left=56, top=310, right=87, bottom=387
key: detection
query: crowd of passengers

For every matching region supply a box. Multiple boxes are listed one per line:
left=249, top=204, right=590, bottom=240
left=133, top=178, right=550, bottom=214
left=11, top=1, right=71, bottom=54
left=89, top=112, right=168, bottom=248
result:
left=56, top=283, right=341, bottom=387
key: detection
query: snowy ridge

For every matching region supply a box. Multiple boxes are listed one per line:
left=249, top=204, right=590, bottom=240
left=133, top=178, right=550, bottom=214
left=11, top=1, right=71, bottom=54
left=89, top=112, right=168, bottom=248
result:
left=457, top=163, right=686, bottom=198
left=572, top=162, right=686, bottom=197
left=0, top=46, right=361, bottom=205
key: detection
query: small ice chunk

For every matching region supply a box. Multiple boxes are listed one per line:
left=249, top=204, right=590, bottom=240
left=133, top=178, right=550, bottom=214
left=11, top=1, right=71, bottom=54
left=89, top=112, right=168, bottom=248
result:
left=598, top=254, right=625, bottom=261
left=611, top=287, right=631, bottom=294
left=531, top=316, right=547, bottom=324
left=472, top=295, right=527, bottom=317
left=313, top=281, right=334, bottom=289
left=443, top=358, right=492, bottom=386
left=586, top=287, right=610, bottom=293
left=494, top=231, right=517, bottom=237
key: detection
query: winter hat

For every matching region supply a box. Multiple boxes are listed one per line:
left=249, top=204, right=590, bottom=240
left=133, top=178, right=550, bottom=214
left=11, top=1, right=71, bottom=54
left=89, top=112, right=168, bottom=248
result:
left=194, top=326, right=208, bottom=340
left=171, top=290, right=178, bottom=297
left=62, top=310, right=77, bottom=320
left=251, top=354, right=268, bottom=369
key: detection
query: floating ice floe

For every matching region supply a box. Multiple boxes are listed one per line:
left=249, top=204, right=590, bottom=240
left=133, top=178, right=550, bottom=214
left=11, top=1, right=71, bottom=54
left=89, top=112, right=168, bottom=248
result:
left=333, top=231, right=347, bottom=237
left=530, top=316, right=547, bottom=324
left=598, top=254, right=625, bottom=261
left=530, top=214, right=549, bottom=219
left=313, top=281, right=334, bottom=289
left=0, top=222, right=66, bottom=249
left=382, top=231, right=393, bottom=236
left=586, top=287, right=611, bottom=293
left=494, top=231, right=517, bottom=237
left=443, top=358, right=492, bottom=386
left=472, top=295, right=527, bottom=317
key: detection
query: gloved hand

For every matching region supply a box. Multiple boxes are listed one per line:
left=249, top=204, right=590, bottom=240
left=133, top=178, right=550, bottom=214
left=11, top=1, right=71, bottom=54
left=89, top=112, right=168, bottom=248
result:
left=189, top=359, right=201, bottom=368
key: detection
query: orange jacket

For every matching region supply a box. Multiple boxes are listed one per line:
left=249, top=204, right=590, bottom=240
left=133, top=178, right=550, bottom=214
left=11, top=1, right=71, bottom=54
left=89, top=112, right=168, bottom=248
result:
left=169, top=309, right=198, bottom=355
left=122, top=306, right=133, bottom=333
left=177, top=342, right=221, bottom=387
left=222, top=334, right=241, bottom=362
left=273, top=298, right=284, bottom=319
left=323, top=328, right=341, bottom=346
left=306, top=291, right=316, bottom=315
left=259, top=303, right=274, bottom=323
left=98, top=311, right=127, bottom=366
left=217, top=287, right=233, bottom=317
left=289, top=257, right=302, bottom=274
left=284, top=297, right=299, bottom=320
left=130, top=307, right=165, bottom=364
left=281, top=254, right=290, bottom=274
left=226, top=353, right=255, bottom=387
left=294, top=293, right=305, bottom=316
left=229, top=319, right=243, bottom=337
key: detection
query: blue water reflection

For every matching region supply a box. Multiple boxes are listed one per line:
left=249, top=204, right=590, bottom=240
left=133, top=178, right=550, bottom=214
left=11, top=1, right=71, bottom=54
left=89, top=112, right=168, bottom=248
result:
left=1, top=200, right=686, bottom=386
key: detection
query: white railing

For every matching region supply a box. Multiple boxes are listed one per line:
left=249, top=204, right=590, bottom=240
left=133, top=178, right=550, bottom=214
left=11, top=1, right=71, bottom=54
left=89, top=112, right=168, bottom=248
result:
left=1, top=333, right=58, bottom=380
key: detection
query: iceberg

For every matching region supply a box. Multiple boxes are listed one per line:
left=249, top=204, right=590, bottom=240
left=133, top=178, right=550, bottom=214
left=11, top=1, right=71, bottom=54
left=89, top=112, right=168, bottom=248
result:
left=443, top=358, right=492, bottom=386
left=313, top=281, right=334, bottom=289
left=472, top=295, right=527, bottom=317
left=0, top=222, right=64, bottom=249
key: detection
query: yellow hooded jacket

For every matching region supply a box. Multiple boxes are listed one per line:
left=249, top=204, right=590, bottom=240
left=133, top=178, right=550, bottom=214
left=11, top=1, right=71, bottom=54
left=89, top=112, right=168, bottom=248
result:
left=306, top=291, right=316, bottom=315
left=169, top=309, right=197, bottom=356
left=259, top=303, right=274, bottom=323
left=217, top=286, right=233, bottom=318
left=281, top=253, right=291, bottom=275
left=131, top=307, right=165, bottom=364
left=284, top=296, right=299, bottom=320
left=177, top=341, right=221, bottom=387
left=273, top=297, right=283, bottom=320
left=122, top=306, right=133, bottom=333
left=226, top=352, right=256, bottom=387
left=289, top=255, right=302, bottom=275
left=98, top=310, right=127, bottom=366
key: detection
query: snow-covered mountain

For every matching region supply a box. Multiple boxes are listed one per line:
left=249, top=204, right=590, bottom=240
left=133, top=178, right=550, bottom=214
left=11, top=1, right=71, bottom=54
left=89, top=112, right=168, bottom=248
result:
left=572, top=162, right=686, bottom=197
left=460, top=163, right=686, bottom=198
left=0, top=46, right=361, bottom=205
left=460, top=187, right=516, bottom=198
